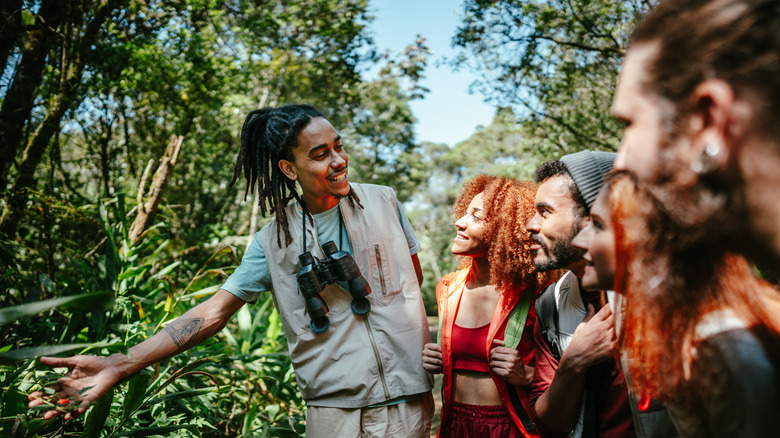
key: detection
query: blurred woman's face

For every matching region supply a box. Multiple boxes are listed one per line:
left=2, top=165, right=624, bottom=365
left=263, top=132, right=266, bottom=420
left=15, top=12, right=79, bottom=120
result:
left=572, top=189, right=616, bottom=291
left=452, top=192, right=490, bottom=259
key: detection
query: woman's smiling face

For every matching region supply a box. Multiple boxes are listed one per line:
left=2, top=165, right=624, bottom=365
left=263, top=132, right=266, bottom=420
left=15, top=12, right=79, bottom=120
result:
left=451, top=192, right=490, bottom=259
left=573, top=188, right=616, bottom=291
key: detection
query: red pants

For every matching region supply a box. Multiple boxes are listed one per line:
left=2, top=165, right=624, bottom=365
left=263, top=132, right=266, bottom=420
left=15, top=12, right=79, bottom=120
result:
left=441, top=400, right=523, bottom=438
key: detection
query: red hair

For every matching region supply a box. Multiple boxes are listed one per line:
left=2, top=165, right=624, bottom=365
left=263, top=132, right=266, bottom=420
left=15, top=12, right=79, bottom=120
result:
left=452, top=175, right=562, bottom=293
left=610, top=173, right=780, bottom=407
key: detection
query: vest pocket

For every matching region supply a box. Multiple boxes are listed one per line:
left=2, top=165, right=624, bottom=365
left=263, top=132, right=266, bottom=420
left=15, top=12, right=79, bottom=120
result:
left=371, top=242, right=402, bottom=305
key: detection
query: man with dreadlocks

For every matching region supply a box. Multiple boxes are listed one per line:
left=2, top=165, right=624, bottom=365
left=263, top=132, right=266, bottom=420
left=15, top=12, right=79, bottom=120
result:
left=29, top=104, right=435, bottom=437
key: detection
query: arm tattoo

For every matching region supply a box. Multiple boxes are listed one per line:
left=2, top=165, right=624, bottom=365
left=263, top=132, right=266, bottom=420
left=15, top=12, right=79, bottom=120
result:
left=163, top=318, right=205, bottom=352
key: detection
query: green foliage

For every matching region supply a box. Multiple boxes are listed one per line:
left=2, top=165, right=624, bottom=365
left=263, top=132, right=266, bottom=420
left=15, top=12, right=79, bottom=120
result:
left=0, top=197, right=303, bottom=437
left=453, top=0, right=652, bottom=154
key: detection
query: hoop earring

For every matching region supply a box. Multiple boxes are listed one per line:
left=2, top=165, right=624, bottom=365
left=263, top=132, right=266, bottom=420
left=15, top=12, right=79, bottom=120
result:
left=691, top=143, right=722, bottom=174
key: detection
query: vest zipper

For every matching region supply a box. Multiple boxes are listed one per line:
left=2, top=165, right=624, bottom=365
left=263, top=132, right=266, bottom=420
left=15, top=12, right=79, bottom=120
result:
left=341, top=205, right=390, bottom=400
left=363, top=316, right=391, bottom=400
left=374, top=244, right=387, bottom=295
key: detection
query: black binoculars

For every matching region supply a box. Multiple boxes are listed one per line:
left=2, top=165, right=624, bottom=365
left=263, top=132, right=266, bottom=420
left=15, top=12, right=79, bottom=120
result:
left=296, top=241, right=372, bottom=334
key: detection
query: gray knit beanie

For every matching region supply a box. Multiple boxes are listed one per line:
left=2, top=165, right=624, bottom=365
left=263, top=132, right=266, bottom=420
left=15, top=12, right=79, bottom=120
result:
left=560, top=150, right=616, bottom=209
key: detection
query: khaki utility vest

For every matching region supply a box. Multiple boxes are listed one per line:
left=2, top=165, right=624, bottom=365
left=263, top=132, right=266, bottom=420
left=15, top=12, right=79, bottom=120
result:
left=260, top=183, right=433, bottom=407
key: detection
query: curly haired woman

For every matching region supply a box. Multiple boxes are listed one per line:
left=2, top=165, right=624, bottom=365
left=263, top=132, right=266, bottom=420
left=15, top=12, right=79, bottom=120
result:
left=422, top=175, right=562, bottom=437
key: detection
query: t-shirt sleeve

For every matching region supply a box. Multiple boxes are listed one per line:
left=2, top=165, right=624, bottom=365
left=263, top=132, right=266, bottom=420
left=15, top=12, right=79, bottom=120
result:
left=396, top=201, right=420, bottom=255
left=221, top=233, right=271, bottom=303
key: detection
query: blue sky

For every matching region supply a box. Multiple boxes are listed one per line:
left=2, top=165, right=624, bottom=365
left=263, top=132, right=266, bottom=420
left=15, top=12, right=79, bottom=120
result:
left=367, top=0, right=497, bottom=147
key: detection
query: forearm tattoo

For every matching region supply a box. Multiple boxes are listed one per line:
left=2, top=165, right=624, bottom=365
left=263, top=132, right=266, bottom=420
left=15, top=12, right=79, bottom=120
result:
left=163, top=318, right=204, bottom=352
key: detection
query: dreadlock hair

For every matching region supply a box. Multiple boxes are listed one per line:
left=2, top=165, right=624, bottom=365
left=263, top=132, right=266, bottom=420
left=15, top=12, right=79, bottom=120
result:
left=230, top=104, right=362, bottom=247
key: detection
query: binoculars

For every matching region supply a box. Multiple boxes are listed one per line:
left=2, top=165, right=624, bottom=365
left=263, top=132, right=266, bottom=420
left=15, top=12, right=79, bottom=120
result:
left=296, top=241, right=372, bottom=334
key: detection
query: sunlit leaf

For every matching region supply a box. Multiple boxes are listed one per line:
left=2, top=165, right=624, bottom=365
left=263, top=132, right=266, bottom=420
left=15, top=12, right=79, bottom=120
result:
left=0, top=343, right=126, bottom=365
left=0, top=291, right=113, bottom=324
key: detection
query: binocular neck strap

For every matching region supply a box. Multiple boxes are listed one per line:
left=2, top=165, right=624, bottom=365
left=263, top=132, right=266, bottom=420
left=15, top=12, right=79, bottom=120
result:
left=338, top=211, right=343, bottom=251
left=302, top=208, right=307, bottom=254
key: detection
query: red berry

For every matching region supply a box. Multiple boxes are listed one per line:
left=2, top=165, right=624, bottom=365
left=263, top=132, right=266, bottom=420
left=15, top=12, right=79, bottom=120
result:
left=58, top=399, right=69, bottom=405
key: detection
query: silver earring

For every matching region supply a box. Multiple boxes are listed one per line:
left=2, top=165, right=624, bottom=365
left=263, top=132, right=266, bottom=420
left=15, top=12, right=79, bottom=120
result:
left=691, top=143, right=722, bottom=174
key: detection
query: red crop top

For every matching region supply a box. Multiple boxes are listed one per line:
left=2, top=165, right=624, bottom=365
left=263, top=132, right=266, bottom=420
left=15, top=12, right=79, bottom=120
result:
left=451, top=322, right=500, bottom=373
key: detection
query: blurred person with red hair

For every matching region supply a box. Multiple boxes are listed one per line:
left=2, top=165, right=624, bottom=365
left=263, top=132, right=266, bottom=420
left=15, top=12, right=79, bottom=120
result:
left=607, top=0, right=780, bottom=435
left=574, top=171, right=780, bottom=436
left=422, top=175, right=561, bottom=437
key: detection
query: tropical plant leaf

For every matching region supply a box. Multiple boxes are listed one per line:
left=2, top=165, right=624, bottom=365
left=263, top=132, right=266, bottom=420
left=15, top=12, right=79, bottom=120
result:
left=122, top=370, right=152, bottom=422
left=0, top=343, right=125, bottom=365
left=179, top=284, right=221, bottom=300
left=0, top=291, right=113, bottom=324
left=145, top=387, right=216, bottom=405
left=81, top=386, right=115, bottom=438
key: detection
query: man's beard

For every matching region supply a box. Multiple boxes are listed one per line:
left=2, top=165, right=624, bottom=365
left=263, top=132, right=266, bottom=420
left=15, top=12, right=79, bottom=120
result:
left=646, top=131, right=745, bottom=253
left=532, top=224, right=586, bottom=272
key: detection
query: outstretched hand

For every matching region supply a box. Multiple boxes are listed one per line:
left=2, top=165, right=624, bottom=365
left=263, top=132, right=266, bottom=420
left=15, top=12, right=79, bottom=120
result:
left=28, top=355, right=122, bottom=420
left=489, top=339, right=533, bottom=386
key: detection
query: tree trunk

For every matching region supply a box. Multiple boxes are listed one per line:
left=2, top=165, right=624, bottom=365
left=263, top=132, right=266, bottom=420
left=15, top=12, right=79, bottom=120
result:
left=0, top=0, right=124, bottom=236
left=0, top=0, right=23, bottom=72
left=128, top=135, right=184, bottom=242
left=0, top=0, right=71, bottom=191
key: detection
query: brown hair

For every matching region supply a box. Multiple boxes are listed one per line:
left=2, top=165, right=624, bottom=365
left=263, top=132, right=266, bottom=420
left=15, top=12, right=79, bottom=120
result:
left=611, top=174, right=780, bottom=407
left=632, top=0, right=780, bottom=140
left=452, top=175, right=562, bottom=293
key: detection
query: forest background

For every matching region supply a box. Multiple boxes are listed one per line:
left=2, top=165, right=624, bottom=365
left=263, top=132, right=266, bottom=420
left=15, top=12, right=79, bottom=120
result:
left=0, top=0, right=650, bottom=436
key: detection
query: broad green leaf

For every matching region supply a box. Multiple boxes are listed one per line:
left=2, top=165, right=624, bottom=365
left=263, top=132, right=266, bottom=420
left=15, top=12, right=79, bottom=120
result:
left=265, top=403, right=281, bottom=421
left=38, top=274, right=57, bottom=293
left=81, top=386, right=115, bottom=438
left=179, top=284, right=220, bottom=300
left=0, top=343, right=125, bottom=365
left=0, top=291, right=113, bottom=324
left=153, top=261, right=180, bottom=279
left=145, top=387, right=216, bottom=405
left=236, top=305, right=252, bottom=337
left=122, top=370, right=151, bottom=422
left=156, top=369, right=220, bottom=395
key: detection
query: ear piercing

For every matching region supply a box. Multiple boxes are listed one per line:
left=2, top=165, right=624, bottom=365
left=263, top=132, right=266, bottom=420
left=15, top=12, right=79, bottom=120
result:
left=692, top=142, right=722, bottom=174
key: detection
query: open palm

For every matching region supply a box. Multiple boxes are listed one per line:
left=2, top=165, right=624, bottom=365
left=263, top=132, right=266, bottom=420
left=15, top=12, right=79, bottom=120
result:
left=28, top=355, right=122, bottom=420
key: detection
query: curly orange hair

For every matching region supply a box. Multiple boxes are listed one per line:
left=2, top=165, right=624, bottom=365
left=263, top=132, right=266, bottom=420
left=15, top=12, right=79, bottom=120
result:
left=451, top=175, right=562, bottom=293
left=610, top=172, right=780, bottom=408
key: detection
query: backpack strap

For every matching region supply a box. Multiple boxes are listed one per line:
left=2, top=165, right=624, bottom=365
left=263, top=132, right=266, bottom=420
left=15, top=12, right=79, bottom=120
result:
left=536, top=282, right=562, bottom=361
left=503, top=288, right=534, bottom=350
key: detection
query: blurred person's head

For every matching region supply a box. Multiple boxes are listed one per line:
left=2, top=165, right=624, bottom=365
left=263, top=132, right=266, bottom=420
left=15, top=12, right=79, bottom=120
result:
left=610, top=172, right=780, bottom=411
left=526, top=151, right=615, bottom=276
left=572, top=172, right=637, bottom=292
left=452, top=175, right=561, bottom=292
left=612, top=0, right=780, bottom=266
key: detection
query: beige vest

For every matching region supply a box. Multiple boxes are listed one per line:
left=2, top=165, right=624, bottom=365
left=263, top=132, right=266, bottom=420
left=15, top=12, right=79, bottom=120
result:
left=260, top=183, right=433, bottom=407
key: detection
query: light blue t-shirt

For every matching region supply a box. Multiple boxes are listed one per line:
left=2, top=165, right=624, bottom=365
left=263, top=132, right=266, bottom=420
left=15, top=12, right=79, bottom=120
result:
left=222, top=201, right=419, bottom=303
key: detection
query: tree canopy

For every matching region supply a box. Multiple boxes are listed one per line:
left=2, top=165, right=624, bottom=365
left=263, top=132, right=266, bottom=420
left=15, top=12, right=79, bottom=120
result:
left=453, top=0, right=652, bottom=154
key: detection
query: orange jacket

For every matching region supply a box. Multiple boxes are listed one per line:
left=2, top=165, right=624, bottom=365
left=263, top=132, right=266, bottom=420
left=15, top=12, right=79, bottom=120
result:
left=436, top=266, right=539, bottom=437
